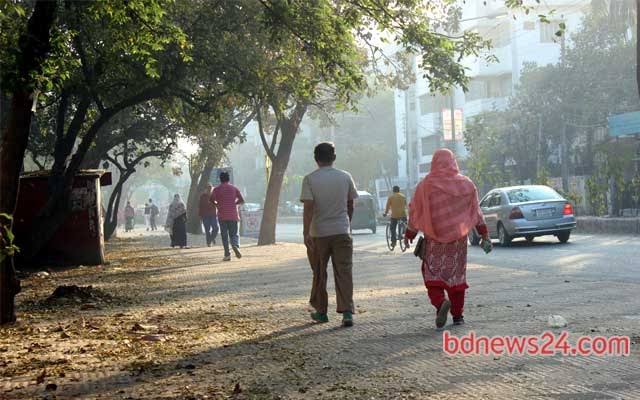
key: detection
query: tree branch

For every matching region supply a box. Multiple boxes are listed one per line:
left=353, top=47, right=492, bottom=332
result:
left=256, top=104, right=277, bottom=161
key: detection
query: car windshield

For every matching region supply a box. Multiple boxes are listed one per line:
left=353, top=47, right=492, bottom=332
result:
left=506, top=187, right=563, bottom=204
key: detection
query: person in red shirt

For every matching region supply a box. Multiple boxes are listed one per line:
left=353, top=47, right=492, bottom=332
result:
left=211, top=172, right=244, bottom=261
left=199, top=183, right=218, bottom=247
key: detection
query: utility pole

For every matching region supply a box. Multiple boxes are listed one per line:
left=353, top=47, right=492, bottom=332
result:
left=449, top=89, right=456, bottom=154
left=536, top=115, right=543, bottom=178
left=560, top=24, right=569, bottom=192
left=561, top=122, right=569, bottom=192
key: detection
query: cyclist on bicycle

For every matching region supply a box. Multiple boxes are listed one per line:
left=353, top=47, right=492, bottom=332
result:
left=383, top=186, right=407, bottom=249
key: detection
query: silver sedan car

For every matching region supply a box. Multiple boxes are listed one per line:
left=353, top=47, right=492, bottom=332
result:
left=469, top=185, right=577, bottom=246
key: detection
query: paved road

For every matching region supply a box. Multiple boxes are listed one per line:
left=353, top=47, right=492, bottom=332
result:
left=4, top=227, right=638, bottom=398
left=277, top=223, right=640, bottom=282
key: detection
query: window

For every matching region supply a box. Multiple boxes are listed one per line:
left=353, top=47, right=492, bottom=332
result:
left=419, top=94, right=446, bottom=115
left=506, top=186, right=563, bottom=204
left=419, top=163, right=430, bottom=173
left=467, top=75, right=511, bottom=101
left=540, top=20, right=563, bottom=43
left=486, top=75, right=512, bottom=98
left=466, top=78, right=487, bottom=102
left=421, top=135, right=440, bottom=156
left=480, top=194, right=492, bottom=208
left=489, top=193, right=502, bottom=207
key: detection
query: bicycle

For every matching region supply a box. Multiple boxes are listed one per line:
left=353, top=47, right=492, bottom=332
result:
left=385, top=216, right=408, bottom=252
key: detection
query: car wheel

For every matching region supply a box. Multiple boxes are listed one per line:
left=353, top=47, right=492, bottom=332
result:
left=557, top=231, right=571, bottom=244
left=498, top=224, right=512, bottom=247
left=525, top=235, right=535, bottom=243
left=468, top=229, right=481, bottom=246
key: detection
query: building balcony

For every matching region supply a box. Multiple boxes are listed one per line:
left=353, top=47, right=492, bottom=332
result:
left=463, top=97, right=508, bottom=120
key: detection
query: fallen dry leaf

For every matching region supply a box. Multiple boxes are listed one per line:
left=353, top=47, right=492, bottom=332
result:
left=36, top=369, right=46, bottom=384
left=132, top=323, right=158, bottom=332
left=140, top=334, right=166, bottom=342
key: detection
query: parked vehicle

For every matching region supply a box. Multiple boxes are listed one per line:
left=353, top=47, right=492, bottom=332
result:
left=351, top=191, right=378, bottom=234
left=469, top=185, right=576, bottom=246
left=241, top=202, right=261, bottom=212
left=283, top=201, right=303, bottom=216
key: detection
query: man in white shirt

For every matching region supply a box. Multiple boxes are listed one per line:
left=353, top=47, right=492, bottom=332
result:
left=300, top=142, right=358, bottom=327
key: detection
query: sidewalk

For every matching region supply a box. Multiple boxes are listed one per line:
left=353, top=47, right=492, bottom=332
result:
left=1, top=232, right=639, bottom=399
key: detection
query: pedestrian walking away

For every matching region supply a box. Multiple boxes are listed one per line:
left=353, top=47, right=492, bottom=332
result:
left=124, top=201, right=135, bottom=232
left=144, top=201, right=151, bottom=231
left=301, top=142, right=358, bottom=327
left=211, top=172, right=244, bottom=261
left=200, top=183, right=219, bottom=247
left=404, top=148, right=492, bottom=329
left=149, top=199, right=159, bottom=231
left=384, top=185, right=407, bottom=250
left=166, top=194, right=188, bottom=248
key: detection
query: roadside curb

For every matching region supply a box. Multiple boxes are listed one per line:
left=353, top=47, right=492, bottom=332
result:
left=576, top=216, right=640, bottom=235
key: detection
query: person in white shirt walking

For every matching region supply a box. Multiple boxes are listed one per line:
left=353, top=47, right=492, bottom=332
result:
left=300, top=142, right=359, bottom=327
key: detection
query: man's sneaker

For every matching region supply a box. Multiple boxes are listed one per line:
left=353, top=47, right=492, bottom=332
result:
left=342, top=311, right=354, bottom=327
left=453, top=316, right=465, bottom=326
left=436, top=299, right=451, bottom=329
left=232, top=246, right=242, bottom=259
left=310, top=311, right=328, bottom=323
left=223, top=255, right=231, bottom=261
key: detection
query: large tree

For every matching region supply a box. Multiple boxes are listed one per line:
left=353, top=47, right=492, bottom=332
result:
left=184, top=109, right=254, bottom=235
left=0, top=1, right=58, bottom=323
left=250, top=0, right=496, bottom=245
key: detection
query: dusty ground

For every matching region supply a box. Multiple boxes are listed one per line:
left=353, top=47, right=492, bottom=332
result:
left=1, top=231, right=640, bottom=399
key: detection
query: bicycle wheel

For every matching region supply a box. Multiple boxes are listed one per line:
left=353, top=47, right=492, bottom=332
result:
left=385, top=223, right=394, bottom=251
left=398, top=222, right=408, bottom=252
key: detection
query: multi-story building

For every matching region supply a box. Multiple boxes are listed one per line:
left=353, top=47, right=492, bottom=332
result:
left=388, top=0, right=590, bottom=196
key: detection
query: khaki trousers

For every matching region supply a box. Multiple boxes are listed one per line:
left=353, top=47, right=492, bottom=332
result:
left=307, top=234, right=354, bottom=314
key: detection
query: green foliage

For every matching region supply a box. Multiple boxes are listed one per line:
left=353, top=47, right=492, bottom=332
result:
left=585, top=172, right=608, bottom=216
left=585, top=141, right=636, bottom=216
left=535, top=167, right=550, bottom=186
left=463, top=111, right=511, bottom=193
left=0, top=214, right=20, bottom=262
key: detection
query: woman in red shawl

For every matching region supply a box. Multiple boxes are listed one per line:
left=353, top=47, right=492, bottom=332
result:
left=404, top=148, right=491, bottom=329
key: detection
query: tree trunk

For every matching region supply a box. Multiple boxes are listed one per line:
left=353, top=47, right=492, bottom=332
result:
left=186, top=173, right=202, bottom=235
left=104, top=170, right=131, bottom=241
left=258, top=109, right=304, bottom=246
left=0, top=0, right=57, bottom=324
left=187, top=157, right=216, bottom=235
left=637, top=0, right=640, bottom=99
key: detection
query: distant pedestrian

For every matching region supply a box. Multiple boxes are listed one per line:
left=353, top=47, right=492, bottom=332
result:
left=149, top=199, right=159, bottom=231
left=166, top=194, right=188, bottom=248
left=211, top=172, right=244, bottom=261
left=383, top=185, right=407, bottom=250
left=144, top=201, right=151, bottom=231
left=301, top=142, right=358, bottom=327
left=124, top=201, right=135, bottom=232
left=199, top=183, right=219, bottom=247
left=404, top=148, right=491, bottom=329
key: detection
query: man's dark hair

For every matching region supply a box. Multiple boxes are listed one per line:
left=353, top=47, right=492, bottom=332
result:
left=393, top=186, right=400, bottom=193
left=314, top=142, right=336, bottom=164
left=149, top=198, right=153, bottom=202
left=220, top=171, right=230, bottom=183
